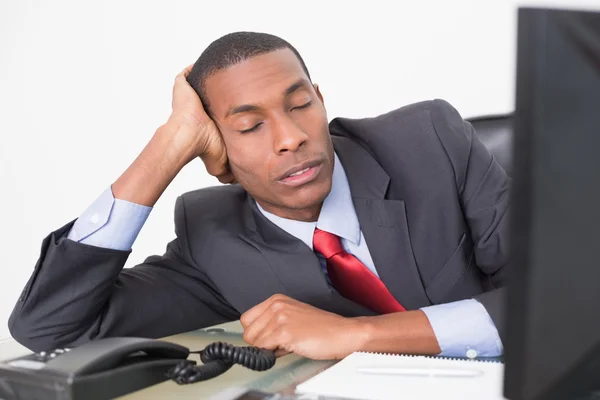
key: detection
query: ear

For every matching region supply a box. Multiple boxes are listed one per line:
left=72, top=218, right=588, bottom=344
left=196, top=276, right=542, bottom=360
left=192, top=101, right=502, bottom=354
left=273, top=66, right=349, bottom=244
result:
left=313, top=83, right=325, bottom=106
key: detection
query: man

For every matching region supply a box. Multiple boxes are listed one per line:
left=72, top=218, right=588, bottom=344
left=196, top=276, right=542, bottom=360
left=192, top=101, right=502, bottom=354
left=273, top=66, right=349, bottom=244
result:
left=9, top=32, right=509, bottom=360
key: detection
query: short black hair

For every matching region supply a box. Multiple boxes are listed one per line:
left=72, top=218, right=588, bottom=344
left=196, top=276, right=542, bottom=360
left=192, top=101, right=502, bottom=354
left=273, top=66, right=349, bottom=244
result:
left=187, top=31, right=311, bottom=110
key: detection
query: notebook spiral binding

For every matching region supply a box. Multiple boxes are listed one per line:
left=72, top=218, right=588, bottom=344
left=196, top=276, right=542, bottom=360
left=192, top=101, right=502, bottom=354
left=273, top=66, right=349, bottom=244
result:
left=354, top=351, right=503, bottom=363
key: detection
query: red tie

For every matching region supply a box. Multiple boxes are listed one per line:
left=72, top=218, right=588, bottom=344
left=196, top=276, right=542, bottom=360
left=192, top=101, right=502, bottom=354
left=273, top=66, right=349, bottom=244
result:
left=313, top=228, right=406, bottom=314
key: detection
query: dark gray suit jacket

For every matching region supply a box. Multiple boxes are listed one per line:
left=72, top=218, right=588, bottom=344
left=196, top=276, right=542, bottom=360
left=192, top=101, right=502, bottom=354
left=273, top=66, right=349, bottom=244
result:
left=9, top=99, right=510, bottom=352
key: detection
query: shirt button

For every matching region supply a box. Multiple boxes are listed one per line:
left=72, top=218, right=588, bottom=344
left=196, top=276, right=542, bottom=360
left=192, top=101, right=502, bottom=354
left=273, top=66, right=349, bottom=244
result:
left=90, top=213, right=100, bottom=224
left=466, top=349, right=478, bottom=359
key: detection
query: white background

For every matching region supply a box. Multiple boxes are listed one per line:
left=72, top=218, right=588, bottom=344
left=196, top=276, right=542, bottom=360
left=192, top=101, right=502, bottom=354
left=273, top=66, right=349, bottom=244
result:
left=1, top=0, right=599, bottom=343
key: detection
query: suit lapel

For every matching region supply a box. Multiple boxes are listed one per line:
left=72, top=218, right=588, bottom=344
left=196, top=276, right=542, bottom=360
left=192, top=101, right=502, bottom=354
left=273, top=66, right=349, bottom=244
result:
left=239, top=196, right=376, bottom=317
left=333, top=136, right=432, bottom=310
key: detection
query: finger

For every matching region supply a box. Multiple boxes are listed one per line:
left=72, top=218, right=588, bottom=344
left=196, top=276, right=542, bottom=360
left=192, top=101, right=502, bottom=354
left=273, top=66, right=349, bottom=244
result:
left=242, top=303, right=280, bottom=345
left=173, top=67, right=196, bottom=92
left=241, top=294, right=288, bottom=328
left=274, top=349, right=291, bottom=358
left=204, top=134, right=229, bottom=175
left=176, top=64, right=194, bottom=80
left=216, top=167, right=237, bottom=184
left=252, top=325, right=291, bottom=353
left=217, top=172, right=235, bottom=184
left=203, top=154, right=229, bottom=179
left=240, top=298, right=271, bottom=329
left=249, top=313, right=283, bottom=348
left=243, top=297, right=294, bottom=346
left=205, top=160, right=229, bottom=179
left=182, top=63, right=194, bottom=76
left=242, top=296, right=284, bottom=335
left=215, top=161, right=234, bottom=183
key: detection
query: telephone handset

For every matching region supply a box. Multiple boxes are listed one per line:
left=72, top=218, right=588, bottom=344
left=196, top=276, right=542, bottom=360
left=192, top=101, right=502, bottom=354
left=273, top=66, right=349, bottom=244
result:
left=0, top=337, right=276, bottom=400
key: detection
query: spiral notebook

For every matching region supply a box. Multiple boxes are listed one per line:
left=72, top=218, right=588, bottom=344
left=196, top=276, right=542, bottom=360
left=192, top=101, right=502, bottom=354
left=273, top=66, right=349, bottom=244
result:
left=295, top=352, right=506, bottom=400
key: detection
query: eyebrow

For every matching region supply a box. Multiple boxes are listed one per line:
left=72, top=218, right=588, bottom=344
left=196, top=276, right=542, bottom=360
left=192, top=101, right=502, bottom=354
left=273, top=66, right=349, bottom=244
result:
left=225, top=79, right=309, bottom=118
left=284, top=79, right=306, bottom=97
left=228, top=104, right=260, bottom=116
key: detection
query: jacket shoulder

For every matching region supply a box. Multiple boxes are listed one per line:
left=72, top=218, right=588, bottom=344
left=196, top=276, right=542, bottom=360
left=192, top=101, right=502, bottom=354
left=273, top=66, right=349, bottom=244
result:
left=176, top=185, right=248, bottom=236
left=378, top=98, right=462, bottom=121
left=179, top=184, right=247, bottom=210
left=379, top=98, right=454, bottom=119
left=332, top=99, right=469, bottom=154
left=329, top=99, right=463, bottom=143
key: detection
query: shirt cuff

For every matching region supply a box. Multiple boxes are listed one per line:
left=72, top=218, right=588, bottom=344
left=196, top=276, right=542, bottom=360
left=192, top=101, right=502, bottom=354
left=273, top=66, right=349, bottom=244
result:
left=67, top=186, right=152, bottom=251
left=420, top=298, right=503, bottom=358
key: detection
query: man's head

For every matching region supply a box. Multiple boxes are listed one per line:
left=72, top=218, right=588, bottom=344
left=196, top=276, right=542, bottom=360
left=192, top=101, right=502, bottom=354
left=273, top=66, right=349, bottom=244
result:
left=187, top=32, right=334, bottom=222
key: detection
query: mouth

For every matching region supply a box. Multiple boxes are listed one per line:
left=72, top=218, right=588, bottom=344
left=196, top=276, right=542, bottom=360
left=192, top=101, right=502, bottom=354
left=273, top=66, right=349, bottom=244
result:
left=277, top=160, right=323, bottom=187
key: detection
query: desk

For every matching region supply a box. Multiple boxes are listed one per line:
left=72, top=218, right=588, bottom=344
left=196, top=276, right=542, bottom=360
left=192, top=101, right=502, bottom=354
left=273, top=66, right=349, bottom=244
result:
left=0, top=322, right=503, bottom=399
left=117, top=320, right=335, bottom=399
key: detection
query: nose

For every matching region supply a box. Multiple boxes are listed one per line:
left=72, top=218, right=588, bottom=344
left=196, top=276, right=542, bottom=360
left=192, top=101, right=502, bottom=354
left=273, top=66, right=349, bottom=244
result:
left=272, top=115, right=308, bottom=154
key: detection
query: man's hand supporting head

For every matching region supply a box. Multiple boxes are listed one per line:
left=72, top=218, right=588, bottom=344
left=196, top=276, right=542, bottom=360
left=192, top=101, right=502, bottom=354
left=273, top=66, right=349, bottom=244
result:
left=111, top=64, right=233, bottom=207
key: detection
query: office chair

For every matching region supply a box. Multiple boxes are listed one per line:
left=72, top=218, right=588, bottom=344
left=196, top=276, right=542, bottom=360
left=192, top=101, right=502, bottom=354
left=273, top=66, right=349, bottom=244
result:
left=468, top=114, right=514, bottom=176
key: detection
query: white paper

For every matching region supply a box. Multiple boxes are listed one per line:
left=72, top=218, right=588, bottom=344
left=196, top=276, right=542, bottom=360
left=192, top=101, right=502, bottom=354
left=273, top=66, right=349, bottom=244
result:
left=295, top=352, right=507, bottom=400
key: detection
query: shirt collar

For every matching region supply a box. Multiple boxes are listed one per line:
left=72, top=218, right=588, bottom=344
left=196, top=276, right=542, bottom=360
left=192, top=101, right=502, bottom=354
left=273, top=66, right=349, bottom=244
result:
left=256, top=152, right=361, bottom=250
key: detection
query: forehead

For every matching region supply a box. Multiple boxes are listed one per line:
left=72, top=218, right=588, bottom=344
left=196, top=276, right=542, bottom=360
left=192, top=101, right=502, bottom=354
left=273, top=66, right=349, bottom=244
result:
left=204, top=49, right=309, bottom=117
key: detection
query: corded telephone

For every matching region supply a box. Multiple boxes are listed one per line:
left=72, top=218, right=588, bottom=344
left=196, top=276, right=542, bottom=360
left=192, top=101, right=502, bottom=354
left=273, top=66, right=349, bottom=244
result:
left=0, top=337, right=276, bottom=400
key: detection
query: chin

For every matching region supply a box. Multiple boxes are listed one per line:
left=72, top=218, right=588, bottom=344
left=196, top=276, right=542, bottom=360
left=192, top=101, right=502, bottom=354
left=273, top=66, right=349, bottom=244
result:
left=283, top=178, right=332, bottom=210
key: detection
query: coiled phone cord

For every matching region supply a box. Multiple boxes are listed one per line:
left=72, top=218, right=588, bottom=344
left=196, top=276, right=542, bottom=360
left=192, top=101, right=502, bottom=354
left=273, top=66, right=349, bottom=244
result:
left=166, top=341, right=277, bottom=384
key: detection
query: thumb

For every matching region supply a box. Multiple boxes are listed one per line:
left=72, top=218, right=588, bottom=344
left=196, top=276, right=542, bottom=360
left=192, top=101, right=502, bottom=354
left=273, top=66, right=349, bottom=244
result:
left=274, top=349, right=291, bottom=358
left=202, top=147, right=229, bottom=178
left=216, top=171, right=237, bottom=185
left=200, top=131, right=229, bottom=177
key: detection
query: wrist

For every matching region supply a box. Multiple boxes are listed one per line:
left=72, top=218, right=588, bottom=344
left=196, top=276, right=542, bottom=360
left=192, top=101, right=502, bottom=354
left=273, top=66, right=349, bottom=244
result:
left=156, top=119, right=203, bottom=167
left=112, top=123, right=193, bottom=207
left=351, top=311, right=442, bottom=356
left=350, top=316, right=377, bottom=352
left=166, top=113, right=200, bottom=132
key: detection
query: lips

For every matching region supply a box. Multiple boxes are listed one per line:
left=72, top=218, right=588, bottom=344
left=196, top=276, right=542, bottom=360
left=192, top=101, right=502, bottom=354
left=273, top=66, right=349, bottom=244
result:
left=288, top=167, right=311, bottom=177
left=277, top=160, right=322, bottom=181
left=277, top=160, right=323, bottom=187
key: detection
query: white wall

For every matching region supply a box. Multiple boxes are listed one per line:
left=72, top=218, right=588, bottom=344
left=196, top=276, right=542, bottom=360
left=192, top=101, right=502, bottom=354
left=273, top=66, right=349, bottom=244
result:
left=1, top=0, right=598, bottom=342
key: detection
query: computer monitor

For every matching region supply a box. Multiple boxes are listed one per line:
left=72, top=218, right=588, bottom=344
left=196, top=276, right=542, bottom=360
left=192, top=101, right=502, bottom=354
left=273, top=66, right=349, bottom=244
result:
left=504, top=6, right=600, bottom=400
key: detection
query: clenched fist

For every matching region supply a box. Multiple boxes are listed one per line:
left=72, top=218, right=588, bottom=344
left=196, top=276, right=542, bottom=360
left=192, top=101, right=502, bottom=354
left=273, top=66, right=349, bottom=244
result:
left=240, top=294, right=370, bottom=360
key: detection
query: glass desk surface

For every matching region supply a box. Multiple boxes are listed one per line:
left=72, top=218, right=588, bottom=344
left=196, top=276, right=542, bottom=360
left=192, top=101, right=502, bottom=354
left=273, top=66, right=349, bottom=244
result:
left=116, top=320, right=336, bottom=399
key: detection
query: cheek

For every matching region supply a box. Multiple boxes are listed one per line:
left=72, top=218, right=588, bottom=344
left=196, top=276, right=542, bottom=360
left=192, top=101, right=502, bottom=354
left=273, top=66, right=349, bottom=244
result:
left=226, top=137, right=273, bottom=180
left=299, top=107, right=328, bottom=139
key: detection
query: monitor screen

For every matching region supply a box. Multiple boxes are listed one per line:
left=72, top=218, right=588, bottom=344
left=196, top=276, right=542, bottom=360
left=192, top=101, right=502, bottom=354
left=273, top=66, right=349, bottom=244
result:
left=504, top=7, right=600, bottom=400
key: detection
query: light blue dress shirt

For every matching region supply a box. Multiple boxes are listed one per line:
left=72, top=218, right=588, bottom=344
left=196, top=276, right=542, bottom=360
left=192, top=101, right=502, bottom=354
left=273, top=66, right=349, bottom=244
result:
left=67, top=153, right=503, bottom=357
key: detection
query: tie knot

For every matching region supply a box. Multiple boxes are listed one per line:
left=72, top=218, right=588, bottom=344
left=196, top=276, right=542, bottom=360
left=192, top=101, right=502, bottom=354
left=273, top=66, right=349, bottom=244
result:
left=313, top=228, right=345, bottom=258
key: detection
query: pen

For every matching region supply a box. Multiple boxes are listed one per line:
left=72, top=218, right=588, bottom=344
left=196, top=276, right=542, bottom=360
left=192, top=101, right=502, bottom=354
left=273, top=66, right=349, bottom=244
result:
left=356, top=367, right=483, bottom=378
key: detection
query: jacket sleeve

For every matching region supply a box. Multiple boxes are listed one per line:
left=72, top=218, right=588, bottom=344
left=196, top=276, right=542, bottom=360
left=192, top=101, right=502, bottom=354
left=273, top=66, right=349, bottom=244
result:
left=430, top=99, right=511, bottom=342
left=8, top=196, right=239, bottom=352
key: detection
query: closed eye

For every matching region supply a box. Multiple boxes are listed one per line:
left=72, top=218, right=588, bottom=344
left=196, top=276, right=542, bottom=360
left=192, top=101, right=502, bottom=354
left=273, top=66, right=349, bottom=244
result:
left=239, top=122, right=263, bottom=134
left=291, top=101, right=312, bottom=111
